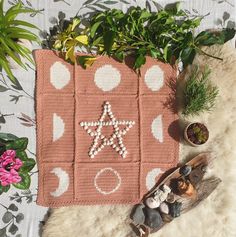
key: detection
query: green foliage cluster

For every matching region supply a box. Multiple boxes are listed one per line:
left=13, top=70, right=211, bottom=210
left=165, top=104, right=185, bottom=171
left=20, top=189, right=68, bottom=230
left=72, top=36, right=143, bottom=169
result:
left=50, top=3, right=235, bottom=69
left=0, top=0, right=40, bottom=84
left=89, top=4, right=235, bottom=69
left=0, top=133, right=36, bottom=194
left=182, top=66, right=219, bottom=116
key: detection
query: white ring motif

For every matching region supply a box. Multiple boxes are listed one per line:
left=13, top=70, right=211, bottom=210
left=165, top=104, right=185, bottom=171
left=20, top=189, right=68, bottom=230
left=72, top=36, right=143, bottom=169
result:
left=94, top=167, right=121, bottom=195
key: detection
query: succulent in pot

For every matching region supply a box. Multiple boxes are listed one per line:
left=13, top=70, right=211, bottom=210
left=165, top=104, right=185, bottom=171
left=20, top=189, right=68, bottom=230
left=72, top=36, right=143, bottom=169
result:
left=184, top=122, right=209, bottom=146
left=0, top=0, right=40, bottom=84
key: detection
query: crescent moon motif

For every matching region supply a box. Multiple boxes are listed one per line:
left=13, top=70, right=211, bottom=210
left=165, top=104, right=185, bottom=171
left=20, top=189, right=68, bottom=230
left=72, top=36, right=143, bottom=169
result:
left=151, top=115, right=163, bottom=143
left=146, top=168, right=164, bottom=191
left=53, top=113, right=65, bottom=142
left=50, top=167, right=70, bottom=197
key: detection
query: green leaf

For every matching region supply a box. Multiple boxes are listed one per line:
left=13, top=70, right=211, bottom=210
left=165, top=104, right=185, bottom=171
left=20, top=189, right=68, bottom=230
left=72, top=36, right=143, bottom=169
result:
left=90, top=21, right=102, bottom=38
left=134, top=54, right=146, bottom=69
left=114, top=51, right=125, bottom=61
left=180, top=47, right=196, bottom=68
left=8, top=20, right=39, bottom=29
left=13, top=173, right=31, bottom=190
left=21, top=158, right=36, bottom=172
left=0, top=185, right=10, bottom=195
left=0, top=85, right=9, bottom=92
left=0, top=133, right=18, bottom=141
left=16, top=151, right=28, bottom=161
left=103, top=30, right=116, bottom=54
left=195, top=29, right=236, bottom=46
left=77, top=55, right=96, bottom=69
left=6, top=137, right=28, bottom=151
left=0, top=56, right=16, bottom=84
left=195, top=31, right=224, bottom=46
left=140, top=11, right=152, bottom=19
left=150, top=48, right=161, bottom=59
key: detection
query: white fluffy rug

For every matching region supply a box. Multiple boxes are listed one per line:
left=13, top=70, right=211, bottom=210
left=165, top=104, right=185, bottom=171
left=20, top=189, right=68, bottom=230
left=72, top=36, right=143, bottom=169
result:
left=42, top=44, right=236, bottom=237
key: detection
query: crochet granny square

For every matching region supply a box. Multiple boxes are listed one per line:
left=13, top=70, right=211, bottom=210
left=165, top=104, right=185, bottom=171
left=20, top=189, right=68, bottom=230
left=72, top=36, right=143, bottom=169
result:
left=34, top=50, right=179, bottom=207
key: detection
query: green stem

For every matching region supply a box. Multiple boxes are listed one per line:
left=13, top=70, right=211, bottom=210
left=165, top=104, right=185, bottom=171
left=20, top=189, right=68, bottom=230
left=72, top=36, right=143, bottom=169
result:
left=197, top=47, right=223, bottom=61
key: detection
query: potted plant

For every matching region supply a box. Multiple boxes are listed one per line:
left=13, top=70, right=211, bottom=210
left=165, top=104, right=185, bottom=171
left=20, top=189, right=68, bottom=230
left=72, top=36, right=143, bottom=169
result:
left=0, top=0, right=40, bottom=84
left=184, top=122, right=209, bottom=146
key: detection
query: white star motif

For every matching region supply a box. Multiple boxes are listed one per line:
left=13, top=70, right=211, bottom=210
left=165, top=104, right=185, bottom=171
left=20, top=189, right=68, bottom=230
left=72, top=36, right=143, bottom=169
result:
left=79, top=101, right=135, bottom=159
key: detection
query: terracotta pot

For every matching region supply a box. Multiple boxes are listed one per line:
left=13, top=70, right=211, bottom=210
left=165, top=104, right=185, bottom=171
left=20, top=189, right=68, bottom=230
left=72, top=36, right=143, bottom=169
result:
left=184, top=122, right=209, bottom=147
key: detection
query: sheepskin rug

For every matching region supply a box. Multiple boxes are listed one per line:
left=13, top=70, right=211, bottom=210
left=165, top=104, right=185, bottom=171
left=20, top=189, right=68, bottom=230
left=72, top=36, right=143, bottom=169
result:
left=42, top=44, right=236, bottom=237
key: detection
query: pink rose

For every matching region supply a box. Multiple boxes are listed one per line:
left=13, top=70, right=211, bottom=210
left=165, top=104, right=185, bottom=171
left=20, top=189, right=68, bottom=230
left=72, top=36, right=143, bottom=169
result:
left=0, top=150, right=23, bottom=186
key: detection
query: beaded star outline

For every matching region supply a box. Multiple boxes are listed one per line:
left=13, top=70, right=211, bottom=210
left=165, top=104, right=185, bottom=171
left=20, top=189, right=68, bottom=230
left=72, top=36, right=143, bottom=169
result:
left=79, top=101, right=135, bottom=159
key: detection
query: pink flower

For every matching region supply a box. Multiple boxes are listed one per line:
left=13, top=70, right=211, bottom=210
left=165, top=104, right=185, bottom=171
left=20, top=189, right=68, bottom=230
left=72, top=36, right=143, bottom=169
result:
left=0, top=150, right=23, bottom=186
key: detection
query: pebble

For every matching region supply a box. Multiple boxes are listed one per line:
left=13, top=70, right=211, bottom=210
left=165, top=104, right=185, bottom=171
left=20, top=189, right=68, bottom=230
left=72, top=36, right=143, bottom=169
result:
left=130, top=204, right=145, bottom=225
left=161, top=213, right=173, bottom=223
left=159, top=202, right=169, bottom=214
left=144, top=207, right=163, bottom=229
left=189, top=165, right=205, bottom=186
left=166, top=193, right=175, bottom=203
left=145, top=197, right=160, bottom=209
left=169, top=201, right=182, bottom=218
left=179, top=165, right=192, bottom=176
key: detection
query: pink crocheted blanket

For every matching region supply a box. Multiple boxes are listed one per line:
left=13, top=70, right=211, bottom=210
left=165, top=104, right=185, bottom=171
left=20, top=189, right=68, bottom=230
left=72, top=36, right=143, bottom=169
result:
left=34, top=50, right=179, bottom=207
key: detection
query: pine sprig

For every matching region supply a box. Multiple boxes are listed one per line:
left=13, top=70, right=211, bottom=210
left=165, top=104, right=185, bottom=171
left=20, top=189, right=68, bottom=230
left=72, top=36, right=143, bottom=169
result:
left=183, top=66, right=219, bottom=116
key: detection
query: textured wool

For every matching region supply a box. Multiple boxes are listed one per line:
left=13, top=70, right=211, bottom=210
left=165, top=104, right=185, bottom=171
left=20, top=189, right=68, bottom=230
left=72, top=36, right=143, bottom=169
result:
left=42, top=44, right=236, bottom=237
left=34, top=50, right=179, bottom=207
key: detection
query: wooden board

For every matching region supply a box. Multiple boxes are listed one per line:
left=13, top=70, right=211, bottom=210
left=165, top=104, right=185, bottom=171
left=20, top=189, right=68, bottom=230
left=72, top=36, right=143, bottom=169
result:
left=131, top=153, right=221, bottom=236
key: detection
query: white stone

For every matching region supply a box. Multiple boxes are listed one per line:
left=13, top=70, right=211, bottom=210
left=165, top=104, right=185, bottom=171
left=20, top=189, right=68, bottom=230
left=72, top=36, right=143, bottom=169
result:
left=145, top=197, right=160, bottom=209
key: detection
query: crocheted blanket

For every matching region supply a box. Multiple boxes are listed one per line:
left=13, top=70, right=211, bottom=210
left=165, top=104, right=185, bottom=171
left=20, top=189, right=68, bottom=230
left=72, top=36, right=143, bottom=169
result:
left=34, top=50, right=179, bottom=207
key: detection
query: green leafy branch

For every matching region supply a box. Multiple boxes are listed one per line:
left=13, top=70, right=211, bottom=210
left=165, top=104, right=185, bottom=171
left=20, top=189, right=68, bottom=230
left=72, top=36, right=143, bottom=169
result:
left=48, top=3, right=235, bottom=70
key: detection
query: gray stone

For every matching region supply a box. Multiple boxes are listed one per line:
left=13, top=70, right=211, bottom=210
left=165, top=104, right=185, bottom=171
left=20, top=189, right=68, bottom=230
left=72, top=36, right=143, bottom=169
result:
left=130, top=204, right=145, bottom=225
left=169, top=201, right=182, bottom=218
left=144, top=207, right=163, bottom=229
left=179, top=165, right=192, bottom=176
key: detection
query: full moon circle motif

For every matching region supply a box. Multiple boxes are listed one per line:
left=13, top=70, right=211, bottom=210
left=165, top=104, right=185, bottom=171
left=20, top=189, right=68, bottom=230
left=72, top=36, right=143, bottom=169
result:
left=94, top=167, right=121, bottom=195
left=94, top=65, right=121, bottom=91
left=144, top=65, right=164, bottom=91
